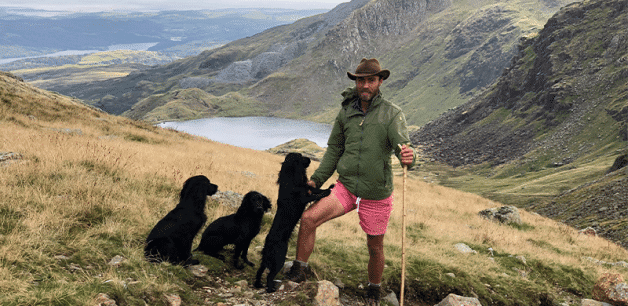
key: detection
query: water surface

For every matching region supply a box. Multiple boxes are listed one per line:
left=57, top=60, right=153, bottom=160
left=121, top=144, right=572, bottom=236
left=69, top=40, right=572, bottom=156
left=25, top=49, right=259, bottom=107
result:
left=158, top=117, right=332, bottom=150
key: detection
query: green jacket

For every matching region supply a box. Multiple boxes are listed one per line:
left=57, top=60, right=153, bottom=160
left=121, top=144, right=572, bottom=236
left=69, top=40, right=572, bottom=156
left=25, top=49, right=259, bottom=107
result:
left=311, top=87, right=416, bottom=200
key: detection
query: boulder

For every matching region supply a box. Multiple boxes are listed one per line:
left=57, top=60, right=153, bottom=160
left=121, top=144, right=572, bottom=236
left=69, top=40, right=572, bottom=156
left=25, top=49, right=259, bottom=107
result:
left=581, top=299, right=614, bottom=306
left=579, top=227, right=598, bottom=236
left=435, top=293, right=482, bottom=306
left=478, top=206, right=522, bottom=224
left=592, top=273, right=628, bottom=305
left=312, top=280, right=340, bottom=306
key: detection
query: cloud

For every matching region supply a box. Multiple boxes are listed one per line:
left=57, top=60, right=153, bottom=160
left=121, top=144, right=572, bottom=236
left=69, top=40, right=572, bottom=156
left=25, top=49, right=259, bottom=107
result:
left=1, top=0, right=346, bottom=12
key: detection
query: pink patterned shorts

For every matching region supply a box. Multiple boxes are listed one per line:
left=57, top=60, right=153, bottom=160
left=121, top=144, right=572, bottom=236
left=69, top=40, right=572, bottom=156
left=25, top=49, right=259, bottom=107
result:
left=331, top=180, right=394, bottom=236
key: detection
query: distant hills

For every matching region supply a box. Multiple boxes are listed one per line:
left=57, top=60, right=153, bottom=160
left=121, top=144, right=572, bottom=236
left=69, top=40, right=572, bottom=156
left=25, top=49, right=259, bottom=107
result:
left=7, top=0, right=578, bottom=127
left=0, top=8, right=327, bottom=64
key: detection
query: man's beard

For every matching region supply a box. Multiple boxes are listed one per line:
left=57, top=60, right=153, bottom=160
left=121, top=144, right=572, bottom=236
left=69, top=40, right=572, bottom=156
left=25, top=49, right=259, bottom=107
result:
left=358, top=89, right=377, bottom=102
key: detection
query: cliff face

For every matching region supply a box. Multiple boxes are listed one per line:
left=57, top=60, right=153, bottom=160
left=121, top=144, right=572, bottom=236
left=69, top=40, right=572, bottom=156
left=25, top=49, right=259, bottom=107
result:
left=412, top=0, right=628, bottom=168
left=412, top=0, right=628, bottom=247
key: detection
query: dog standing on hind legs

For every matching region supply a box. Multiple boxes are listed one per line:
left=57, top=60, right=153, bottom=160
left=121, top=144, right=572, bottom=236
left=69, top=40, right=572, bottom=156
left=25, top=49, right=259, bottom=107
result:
left=144, top=175, right=218, bottom=266
left=254, top=153, right=334, bottom=293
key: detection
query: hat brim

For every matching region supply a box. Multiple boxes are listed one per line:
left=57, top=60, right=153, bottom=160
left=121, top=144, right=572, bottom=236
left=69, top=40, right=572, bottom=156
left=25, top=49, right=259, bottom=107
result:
left=347, top=70, right=390, bottom=81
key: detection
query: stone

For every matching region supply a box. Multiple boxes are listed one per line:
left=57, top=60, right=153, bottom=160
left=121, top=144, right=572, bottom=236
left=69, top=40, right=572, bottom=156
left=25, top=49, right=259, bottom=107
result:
left=164, top=294, right=181, bottom=306
left=592, top=273, right=628, bottom=305
left=333, top=278, right=345, bottom=289
left=581, top=299, right=613, bottom=306
left=188, top=264, right=208, bottom=277
left=94, top=293, right=117, bottom=306
left=211, top=190, right=244, bottom=208
left=313, top=280, right=340, bottom=306
left=579, top=227, right=597, bottom=236
left=454, top=243, right=477, bottom=254
left=282, top=280, right=300, bottom=291
left=107, top=255, right=126, bottom=267
left=435, top=293, right=483, bottom=306
left=478, top=206, right=522, bottom=224
left=383, top=291, right=400, bottom=306
left=0, top=152, right=23, bottom=166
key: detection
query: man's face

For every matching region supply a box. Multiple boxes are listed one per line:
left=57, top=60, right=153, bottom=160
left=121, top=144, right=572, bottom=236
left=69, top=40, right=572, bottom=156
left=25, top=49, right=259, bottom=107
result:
left=356, top=75, right=382, bottom=102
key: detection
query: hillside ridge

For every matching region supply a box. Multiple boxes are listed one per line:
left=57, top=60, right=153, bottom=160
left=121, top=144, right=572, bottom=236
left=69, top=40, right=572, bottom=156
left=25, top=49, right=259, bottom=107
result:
left=411, top=0, right=628, bottom=248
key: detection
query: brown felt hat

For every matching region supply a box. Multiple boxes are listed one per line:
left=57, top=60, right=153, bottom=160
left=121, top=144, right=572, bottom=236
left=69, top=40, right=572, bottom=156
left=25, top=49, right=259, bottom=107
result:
left=347, top=58, right=390, bottom=80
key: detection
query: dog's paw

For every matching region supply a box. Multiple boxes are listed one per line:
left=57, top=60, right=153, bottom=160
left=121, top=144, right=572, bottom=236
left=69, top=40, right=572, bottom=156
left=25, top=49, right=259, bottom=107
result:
left=266, top=285, right=277, bottom=293
left=254, top=280, right=264, bottom=289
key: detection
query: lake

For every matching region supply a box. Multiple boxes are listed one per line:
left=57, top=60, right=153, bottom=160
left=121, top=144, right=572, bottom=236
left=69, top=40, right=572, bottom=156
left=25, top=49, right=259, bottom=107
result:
left=158, top=117, right=333, bottom=150
left=0, top=42, right=159, bottom=65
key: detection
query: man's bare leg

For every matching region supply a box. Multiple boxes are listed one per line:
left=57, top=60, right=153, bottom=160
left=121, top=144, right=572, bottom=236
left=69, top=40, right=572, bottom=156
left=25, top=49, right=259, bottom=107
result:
left=366, top=234, right=385, bottom=284
left=366, top=234, right=385, bottom=305
left=295, top=194, right=345, bottom=262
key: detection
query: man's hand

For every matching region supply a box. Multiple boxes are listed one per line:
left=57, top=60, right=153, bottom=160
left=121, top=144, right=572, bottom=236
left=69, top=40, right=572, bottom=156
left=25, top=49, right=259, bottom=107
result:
left=399, top=144, right=414, bottom=166
left=307, top=180, right=316, bottom=194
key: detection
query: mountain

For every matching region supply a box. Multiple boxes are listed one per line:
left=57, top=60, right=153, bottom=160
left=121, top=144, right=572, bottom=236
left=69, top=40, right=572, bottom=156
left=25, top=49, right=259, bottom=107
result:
left=4, top=69, right=628, bottom=306
left=38, top=0, right=576, bottom=126
left=412, top=0, right=628, bottom=247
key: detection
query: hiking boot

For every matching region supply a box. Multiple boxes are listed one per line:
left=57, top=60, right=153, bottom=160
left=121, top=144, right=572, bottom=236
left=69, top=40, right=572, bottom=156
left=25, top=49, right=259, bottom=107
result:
left=365, top=284, right=381, bottom=306
left=283, top=260, right=308, bottom=283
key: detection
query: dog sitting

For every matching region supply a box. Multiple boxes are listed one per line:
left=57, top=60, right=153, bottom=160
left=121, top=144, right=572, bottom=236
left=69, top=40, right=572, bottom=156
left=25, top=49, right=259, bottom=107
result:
left=145, top=175, right=218, bottom=266
left=195, top=191, right=271, bottom=269
left=254, top=152, right=333, bottom=293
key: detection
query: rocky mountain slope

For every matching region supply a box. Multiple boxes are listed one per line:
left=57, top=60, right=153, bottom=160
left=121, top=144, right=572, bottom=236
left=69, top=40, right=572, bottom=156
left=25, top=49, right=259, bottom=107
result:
left=43, top=0, right=576, bottom=126
left=412, top=0, right=628, bottom=247
left=4, top=69, right=628, bottom=306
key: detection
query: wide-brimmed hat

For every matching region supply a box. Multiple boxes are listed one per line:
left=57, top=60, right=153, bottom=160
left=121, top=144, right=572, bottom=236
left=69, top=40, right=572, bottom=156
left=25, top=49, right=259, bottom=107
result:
left=347, top=58, right=390, bottom=80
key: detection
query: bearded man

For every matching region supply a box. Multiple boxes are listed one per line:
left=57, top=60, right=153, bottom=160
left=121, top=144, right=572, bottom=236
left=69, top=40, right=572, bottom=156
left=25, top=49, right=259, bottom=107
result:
left=284, top=58, right=417, bottom=305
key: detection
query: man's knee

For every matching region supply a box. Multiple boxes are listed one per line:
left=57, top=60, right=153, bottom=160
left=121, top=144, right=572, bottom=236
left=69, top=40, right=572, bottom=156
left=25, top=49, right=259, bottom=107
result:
left=300, top=210, right=316, bottom=227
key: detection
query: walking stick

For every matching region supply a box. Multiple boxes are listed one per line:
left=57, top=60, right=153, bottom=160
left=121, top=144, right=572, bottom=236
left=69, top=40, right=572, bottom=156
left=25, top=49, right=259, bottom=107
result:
left=398, top=145, right=407, bottom=306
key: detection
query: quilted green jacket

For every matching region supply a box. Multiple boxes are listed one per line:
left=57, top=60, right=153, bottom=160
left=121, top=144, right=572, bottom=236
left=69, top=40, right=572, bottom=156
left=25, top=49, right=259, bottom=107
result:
left=310, top=87, right=416, bottom=200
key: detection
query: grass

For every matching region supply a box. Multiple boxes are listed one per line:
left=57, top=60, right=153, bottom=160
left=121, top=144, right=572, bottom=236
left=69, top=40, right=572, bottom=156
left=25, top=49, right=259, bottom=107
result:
left=2, top=72, right=628, bottom=305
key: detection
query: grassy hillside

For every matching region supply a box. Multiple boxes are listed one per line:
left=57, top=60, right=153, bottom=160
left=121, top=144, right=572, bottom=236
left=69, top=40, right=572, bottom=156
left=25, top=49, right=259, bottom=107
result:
left=2, top=72, right=628, bottom=305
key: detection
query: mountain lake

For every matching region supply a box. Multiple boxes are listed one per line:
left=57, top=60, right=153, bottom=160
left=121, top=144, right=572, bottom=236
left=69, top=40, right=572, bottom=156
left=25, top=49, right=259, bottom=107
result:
left=0, top=43, right=159, bottom=65
left=158, top=117, right=333, bottom=150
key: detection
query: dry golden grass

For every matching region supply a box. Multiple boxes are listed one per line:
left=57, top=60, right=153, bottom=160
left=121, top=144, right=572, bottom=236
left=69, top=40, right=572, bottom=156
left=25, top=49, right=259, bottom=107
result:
left=1, top=73, right=627, bottom=305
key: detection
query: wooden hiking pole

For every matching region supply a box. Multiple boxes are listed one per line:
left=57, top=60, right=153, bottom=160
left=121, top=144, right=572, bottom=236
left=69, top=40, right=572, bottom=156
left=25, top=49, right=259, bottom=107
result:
left=398, top=144, right=407, bottom=306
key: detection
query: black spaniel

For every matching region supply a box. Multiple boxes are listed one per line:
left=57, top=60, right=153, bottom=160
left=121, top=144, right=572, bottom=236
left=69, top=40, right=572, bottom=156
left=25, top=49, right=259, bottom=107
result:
left=196, top=191, right=272, bottom=269
left=145, top=175, right=218, bottom=266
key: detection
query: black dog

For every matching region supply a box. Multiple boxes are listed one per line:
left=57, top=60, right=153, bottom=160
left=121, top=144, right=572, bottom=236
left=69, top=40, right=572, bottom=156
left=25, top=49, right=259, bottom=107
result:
left=254, top=153, right=333, bottom=293
left=195, top=191, right=272, bottom=269
left=145, top=175, right=218, bottom=266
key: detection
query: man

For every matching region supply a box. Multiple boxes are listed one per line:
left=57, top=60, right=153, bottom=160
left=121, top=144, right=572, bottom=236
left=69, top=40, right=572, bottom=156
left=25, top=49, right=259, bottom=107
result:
left=284, top=58, right=416, bottom=305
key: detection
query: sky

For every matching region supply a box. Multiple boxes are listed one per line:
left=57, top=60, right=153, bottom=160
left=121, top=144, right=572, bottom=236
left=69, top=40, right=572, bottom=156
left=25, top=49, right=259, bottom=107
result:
left=0, top=0, right=348, bottom=12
